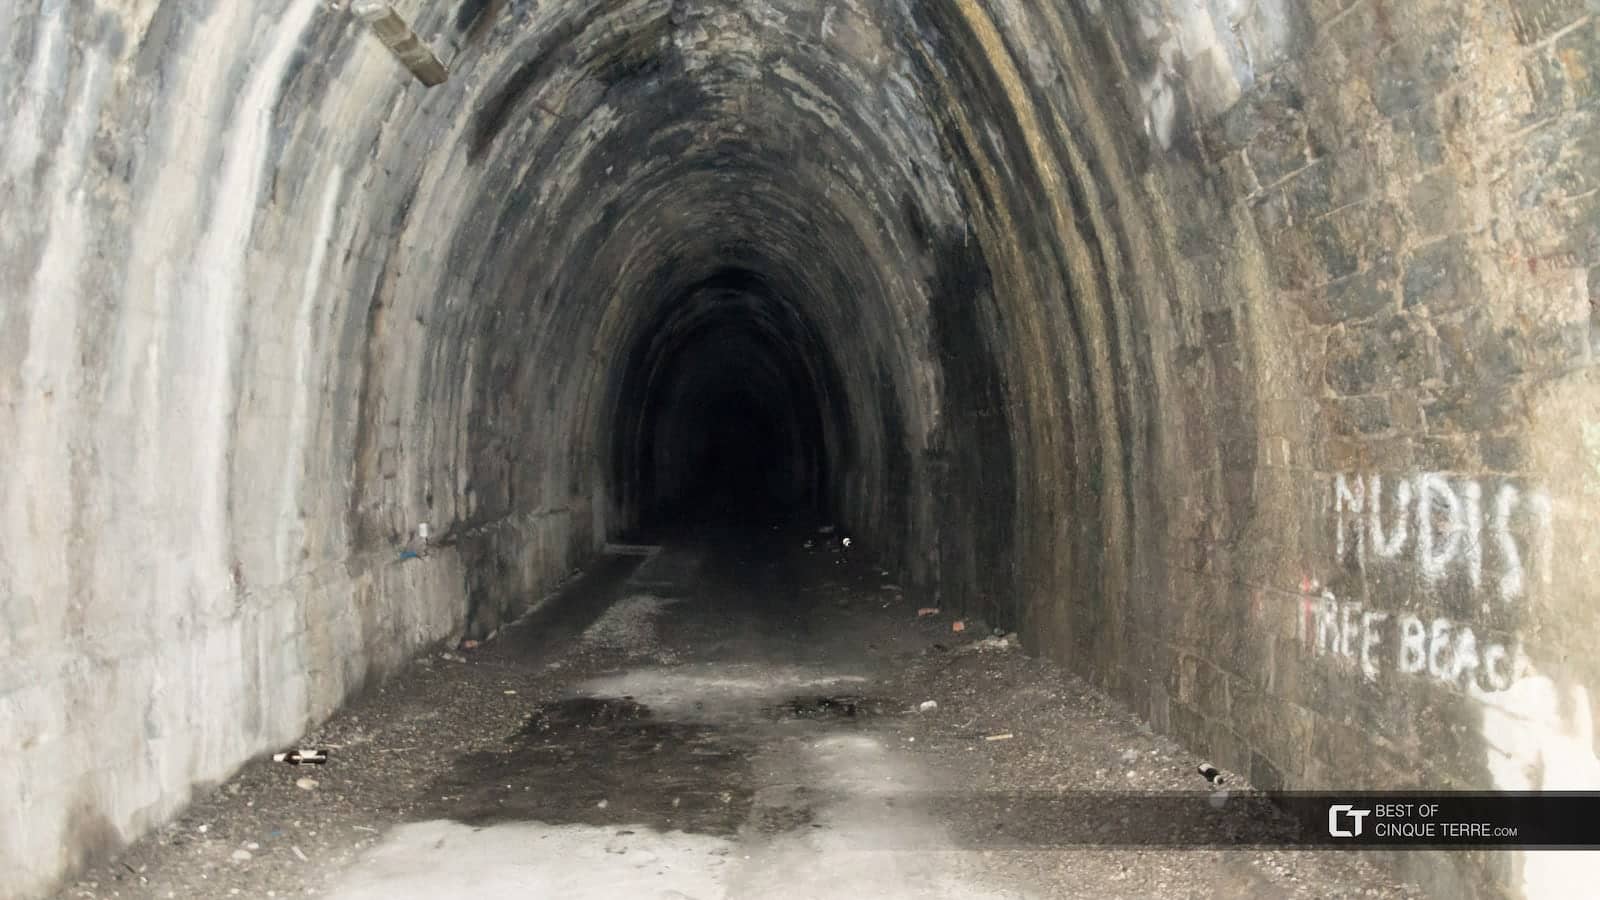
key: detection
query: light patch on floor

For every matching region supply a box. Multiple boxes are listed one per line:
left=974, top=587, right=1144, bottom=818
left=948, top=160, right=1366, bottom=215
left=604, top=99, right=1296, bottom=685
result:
left=729, top=732, right=1013, bottom=898
left=581, top=594, right=683, bottom=656
left=322, top=820, right=733, bottom=900
left=580, top=663, right=871, bottom=718
left=323, top=716, right=1010, bottom=900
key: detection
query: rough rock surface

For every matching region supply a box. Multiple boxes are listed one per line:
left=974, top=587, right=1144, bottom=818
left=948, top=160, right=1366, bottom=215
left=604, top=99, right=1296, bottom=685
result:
left=3, top=1, right=1599, bottom=897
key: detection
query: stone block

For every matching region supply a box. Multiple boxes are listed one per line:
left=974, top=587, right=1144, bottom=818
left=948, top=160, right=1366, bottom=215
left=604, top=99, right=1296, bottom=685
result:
left=1413, top=433, right=1481, bottom=472
left=1508, top=0, right=1590, bottom=45
left=1392, top=104, right=1446, bottom=168
left=1421, top=384, right=1525, bottom=433
left=1246, top=98, right=1314, bottom=187
left=1300, top=256, right=1401, bottom=325
left=1408, top=169, right=1466, bottom=238
left=1325, top=313, right=1440, bottom=395
left=1404, top=236, right=1483, bottom=313
left=1478, top=432, right=1528, bottom=473
left=1324, top=394, right=1395, bottom=435
left=1555, top=20, right=1600, bottom=109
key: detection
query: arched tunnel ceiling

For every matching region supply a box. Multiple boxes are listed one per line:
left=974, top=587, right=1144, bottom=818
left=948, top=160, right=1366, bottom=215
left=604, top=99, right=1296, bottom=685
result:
left=3, top=0, right=1599, bottom=897
left=445, top=0, right=967, bottom=547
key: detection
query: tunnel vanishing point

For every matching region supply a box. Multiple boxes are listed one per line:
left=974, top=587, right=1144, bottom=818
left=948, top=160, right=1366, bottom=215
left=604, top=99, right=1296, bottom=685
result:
left=3, top=0, right=1600, bottom=897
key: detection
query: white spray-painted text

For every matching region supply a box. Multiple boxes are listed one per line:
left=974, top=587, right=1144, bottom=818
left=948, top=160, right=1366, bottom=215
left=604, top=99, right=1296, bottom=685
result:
left=1331, top=473, right=1552, bottom=602
left=1298, top=591, right=1514, bottom=693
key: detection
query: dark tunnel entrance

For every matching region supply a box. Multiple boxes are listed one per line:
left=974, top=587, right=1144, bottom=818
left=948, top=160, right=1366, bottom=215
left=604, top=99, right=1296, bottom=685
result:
left=608, top=268, right=853, bottom=538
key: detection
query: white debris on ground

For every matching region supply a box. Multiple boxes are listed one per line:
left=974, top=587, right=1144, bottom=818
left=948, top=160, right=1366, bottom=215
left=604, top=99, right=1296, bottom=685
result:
left=954, top=633, right=1019, bottom=654
left=579, top=593, right=682, bottom=656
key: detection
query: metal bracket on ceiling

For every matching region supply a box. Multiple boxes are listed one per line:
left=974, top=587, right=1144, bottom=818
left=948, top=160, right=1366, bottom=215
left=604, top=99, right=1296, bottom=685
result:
left=353, top=1, right=450, bottom=87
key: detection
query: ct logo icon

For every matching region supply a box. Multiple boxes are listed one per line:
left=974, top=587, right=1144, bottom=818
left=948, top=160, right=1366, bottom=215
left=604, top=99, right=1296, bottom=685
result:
left=1328, top=804, right=1372, bottom=837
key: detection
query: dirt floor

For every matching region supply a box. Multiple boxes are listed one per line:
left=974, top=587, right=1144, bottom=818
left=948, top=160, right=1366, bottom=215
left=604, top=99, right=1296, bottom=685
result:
left=52, top=524, right=1421, bottom=899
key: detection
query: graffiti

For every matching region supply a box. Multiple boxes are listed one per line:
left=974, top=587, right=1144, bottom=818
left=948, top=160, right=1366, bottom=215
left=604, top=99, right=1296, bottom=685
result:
left=1332, top=473, right=1552, bottom=602
left=1298, top=589, right=1514, bottom=692
left=1312, top=471, right=1596, bottom=894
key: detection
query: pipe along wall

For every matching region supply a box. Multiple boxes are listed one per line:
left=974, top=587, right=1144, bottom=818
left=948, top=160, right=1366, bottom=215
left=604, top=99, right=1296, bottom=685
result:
left=3, top=0, right=1599, bottom=896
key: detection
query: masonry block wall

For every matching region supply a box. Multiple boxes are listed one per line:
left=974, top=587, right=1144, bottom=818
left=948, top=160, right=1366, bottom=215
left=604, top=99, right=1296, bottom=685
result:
left=2, top=1, right=1596, bottom=898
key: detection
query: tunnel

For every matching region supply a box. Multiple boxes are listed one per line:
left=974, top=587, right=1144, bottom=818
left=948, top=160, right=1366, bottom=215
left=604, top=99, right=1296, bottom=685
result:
left=607, top=267, right=851, bottom=534
left=3, top=0, right=1599, bottom=897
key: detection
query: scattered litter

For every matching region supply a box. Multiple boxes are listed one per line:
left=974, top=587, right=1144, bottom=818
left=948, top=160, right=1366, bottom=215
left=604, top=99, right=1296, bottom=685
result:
left=398, top=550, right=420, bottom=561
left=272, top=749, right=328, bottom=766
left=439, top=652, right=466, bottom=663
left=291, top=846, right=308, bottom=863
left=460, top=639, right=480, bottom=651
left=918, top=700, right=939, bottom=713
left=841, top=537, right=852, bottom=548
left=295, top=777, right=319, bottom=791
left=231, top=849, right=252, bottom=862
left=803, top=540, right=815, bottom=549
left=196, top=824, right=209, bottom=834
left=956, top=633, right=1019, bottom=654
left=245, top=842, right=260, bottom=851
left=1198, top=763, right=1225, bottom=785
left=917, top=607, right=940, bottom=617
left=951, top=620, right=966, bottom=633
left=984, top=733, right=1015, bottom=742
left=353, top=825, right=378, bottom=833
left=597, top=799, right=609, bottom=809
left=503, top=690, right=518, bottom=695
left=1120, top=749, right=1139, bottom=764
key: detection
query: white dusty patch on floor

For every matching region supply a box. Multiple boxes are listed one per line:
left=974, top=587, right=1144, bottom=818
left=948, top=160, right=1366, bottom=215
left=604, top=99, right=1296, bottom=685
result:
left=580, top=594, right=683, bottom=656
left=322, top=725, right=1010, bottom=900
left=737, top=733, right=1013, bottom=898
left=322, top=821, right=733, bottom=900
left=579, top=663, right=870, bottom=718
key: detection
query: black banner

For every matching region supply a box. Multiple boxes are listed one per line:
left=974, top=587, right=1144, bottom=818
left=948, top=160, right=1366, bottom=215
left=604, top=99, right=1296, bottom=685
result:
left=1273, top=792, right=1600, bottom=850
left=779, top=790, right=1600, bottom=849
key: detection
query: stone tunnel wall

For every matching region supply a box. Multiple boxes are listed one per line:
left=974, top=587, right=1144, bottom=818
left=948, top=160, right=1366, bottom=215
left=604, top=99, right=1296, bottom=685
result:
left=2, top=0, right=1598, bottom=897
